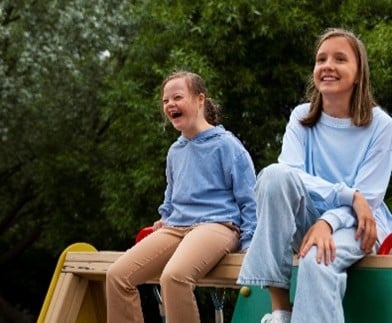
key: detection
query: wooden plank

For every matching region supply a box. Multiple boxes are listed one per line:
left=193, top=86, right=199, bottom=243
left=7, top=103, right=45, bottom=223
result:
left=44, top=273, right=88, bottom=323
left=44, top=273, right=68, bottom=322
left=292, top=254, right=392, bottom=268
left=63, top=261, right=110, bottom=275
left=65, top=251, right=392, bottom=270
left=66, top=251, right=123, bottom=263
left=64, top=251, right=244, bottom=265
left=213, top=253, right=244, bottom=266
left=354, top=255, right=392, bottom=268
left=63, top=252, right=245, bottom=288
left=205, top=265, right=240, bottom=279
left=61, top=251, right=392, bottom=291
left=39, top=241, right=392, bottom=323
left=74, top=281, right=106, bottom=323
left=63, top=260, right=241, bottom=277
left=46, top=249, right=392, bottom=323
left=88, top=281, right=106, bottom=322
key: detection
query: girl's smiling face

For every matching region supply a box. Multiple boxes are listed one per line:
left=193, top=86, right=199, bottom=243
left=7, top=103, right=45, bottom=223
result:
left=162, top=76, right=208, bottom=138
left=313, top=36, right=359, bottom=107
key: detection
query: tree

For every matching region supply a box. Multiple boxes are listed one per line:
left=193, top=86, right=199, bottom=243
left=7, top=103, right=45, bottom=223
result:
left=0, top=0, right=390, bottom=320
left=0, top=0, right=134, bottom=320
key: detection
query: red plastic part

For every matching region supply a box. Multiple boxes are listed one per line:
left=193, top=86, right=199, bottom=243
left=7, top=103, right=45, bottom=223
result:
left=378, top=233, right=392, bottom=255
left=135, top=226, right=154, bottom=243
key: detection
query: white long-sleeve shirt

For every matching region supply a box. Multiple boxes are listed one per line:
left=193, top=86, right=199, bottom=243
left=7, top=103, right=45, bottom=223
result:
left=278, top=103, right=392, bottom=243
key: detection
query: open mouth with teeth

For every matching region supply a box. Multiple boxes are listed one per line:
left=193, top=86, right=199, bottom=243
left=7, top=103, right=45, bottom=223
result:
left=321, top=76, right=339, bottom=81
left=170, top=111, right=183, bottom=119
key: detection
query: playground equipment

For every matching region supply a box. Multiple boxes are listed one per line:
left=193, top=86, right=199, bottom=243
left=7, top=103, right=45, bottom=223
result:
left=38, top=232, right=392, bottom=323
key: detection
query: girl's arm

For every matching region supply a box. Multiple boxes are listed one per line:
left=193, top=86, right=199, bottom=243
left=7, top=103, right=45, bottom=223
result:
left=231, top=151, right=257, bottom=251
left=157, top=156, right=173, bottom=221
left=279, top=106, right=392, bottom=233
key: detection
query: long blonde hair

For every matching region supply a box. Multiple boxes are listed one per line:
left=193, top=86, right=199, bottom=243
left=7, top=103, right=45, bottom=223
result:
left=301, top=28, right=376, bottom=127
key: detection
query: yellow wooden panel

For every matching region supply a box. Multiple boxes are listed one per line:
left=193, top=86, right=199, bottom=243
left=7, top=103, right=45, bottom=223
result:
left=75, top=281, right=106, bottom=323
left=38, top=242, right=97, bottom=323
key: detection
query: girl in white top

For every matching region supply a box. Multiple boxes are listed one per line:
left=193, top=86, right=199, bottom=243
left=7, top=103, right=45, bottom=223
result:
left=238, top=28, right=392, bottom=323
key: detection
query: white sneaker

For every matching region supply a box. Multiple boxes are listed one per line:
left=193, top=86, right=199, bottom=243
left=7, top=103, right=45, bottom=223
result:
left=260, top=310, right=291, bottom=323
left=261, top=313, right=276, bottom=323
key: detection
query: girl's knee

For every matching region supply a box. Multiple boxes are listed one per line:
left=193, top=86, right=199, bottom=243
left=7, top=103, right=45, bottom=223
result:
left=106, top=260, right=136, bottom=286
left=299, top=249, right=318, bottom=269
left=160, top=267, right=187, bottom=287
left=256, top=163, right=297, bottom=193
left=260, top=163, right=293, bottom=179
left=106, top=262, right=122, bottom=283
left=298, top=248, right=333, bottom=277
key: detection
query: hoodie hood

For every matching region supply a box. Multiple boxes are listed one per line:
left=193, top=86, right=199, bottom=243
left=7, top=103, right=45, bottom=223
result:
left=176, top=125, right=226, bottom=146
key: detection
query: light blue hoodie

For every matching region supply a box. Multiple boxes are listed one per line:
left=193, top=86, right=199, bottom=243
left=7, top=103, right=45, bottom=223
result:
left=158, top=125, right=257, bottom=250
left=278, top=103, right=392, bottom=243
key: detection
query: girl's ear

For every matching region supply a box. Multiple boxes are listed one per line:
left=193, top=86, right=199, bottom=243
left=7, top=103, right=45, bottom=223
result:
left=198, top=93, right=206, bottom=106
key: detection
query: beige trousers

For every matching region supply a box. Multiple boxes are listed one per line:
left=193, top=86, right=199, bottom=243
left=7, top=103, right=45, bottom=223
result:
left=106, top=223, right=239, bottom=323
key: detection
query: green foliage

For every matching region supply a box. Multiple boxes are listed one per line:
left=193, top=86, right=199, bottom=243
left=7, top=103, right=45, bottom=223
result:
left=365, top=22, right=392, bottom=110
left=0, top=0, right=391, bottom=320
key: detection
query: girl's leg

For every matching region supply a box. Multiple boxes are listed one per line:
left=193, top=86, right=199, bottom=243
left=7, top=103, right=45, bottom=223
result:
left=269, top=287, right=292, bottom=312
left=237, top=164, right=319, bottom=314
left=160, top=223, right=239, bottom=323
left=238, top=163, right=318, bottom=287
left=106, top=227, right=185, bottom=323
left=292, top=227, right=365, bottom=323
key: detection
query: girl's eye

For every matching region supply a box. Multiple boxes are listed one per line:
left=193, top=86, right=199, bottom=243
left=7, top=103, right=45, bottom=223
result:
left=316, top=55, right=326, bottom=63
left=162, top=99, right=168, bottom=105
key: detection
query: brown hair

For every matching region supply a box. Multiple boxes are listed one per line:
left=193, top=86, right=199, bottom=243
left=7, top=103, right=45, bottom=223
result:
left=160, top=71, right=221, bottom=125
left=301, top=28, right=376, bottom=127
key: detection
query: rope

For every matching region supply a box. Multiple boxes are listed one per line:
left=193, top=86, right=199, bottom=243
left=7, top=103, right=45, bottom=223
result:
left=210, top=288, right=226, bottom=323
left=153, top=285, right=166, bottom=323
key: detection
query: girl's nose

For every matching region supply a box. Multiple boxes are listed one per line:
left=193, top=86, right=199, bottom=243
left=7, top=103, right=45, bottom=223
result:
left=164, top=99, right=173, bottom=108
left=167, top=100, right=175, bottom=108
left=322, top=57, right=334, bottom=70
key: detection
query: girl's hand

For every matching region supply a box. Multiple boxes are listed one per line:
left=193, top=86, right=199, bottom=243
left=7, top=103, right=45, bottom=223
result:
left=299, top=220, right=335, bottom=265
left=153, top=219, right=165, bottom=231
left=353, top=191, right=377, bottom=253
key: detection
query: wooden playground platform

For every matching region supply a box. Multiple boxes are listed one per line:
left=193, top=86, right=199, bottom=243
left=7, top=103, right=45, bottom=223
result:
left=37, top=238, right=392, bottom=323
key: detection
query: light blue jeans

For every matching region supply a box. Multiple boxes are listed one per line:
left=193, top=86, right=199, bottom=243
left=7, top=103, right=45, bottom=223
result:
left=237, top=164, right=366, bottom=323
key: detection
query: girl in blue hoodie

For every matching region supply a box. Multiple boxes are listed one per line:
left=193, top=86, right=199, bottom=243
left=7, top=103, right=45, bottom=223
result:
left=106, top=71, right=257, bottom=323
